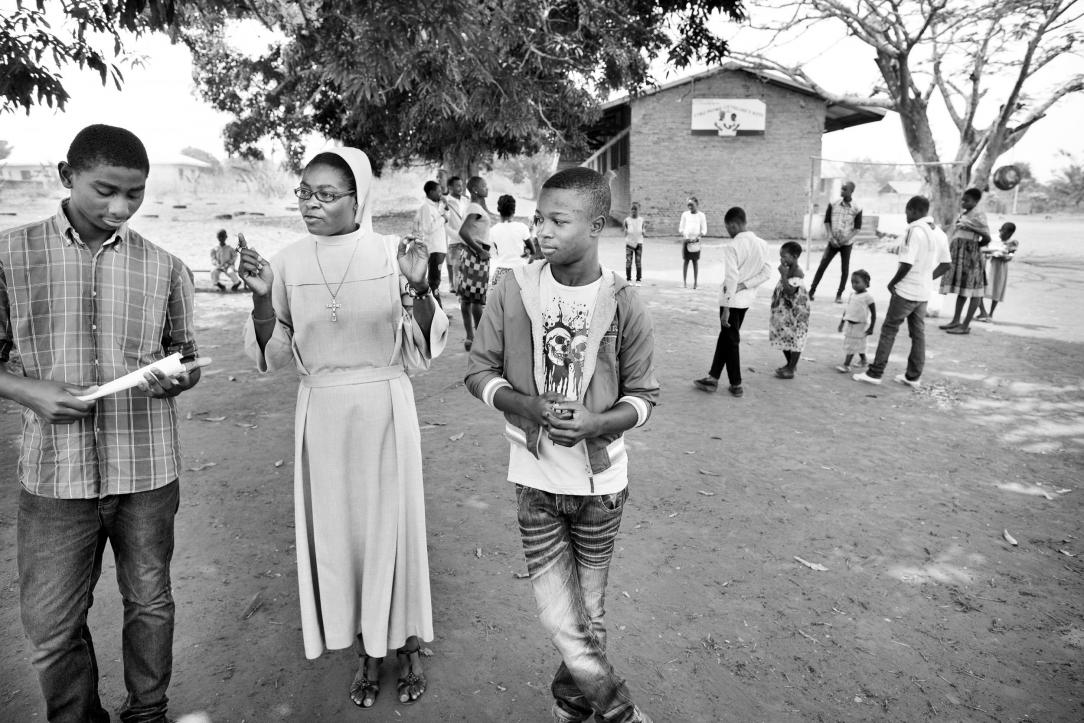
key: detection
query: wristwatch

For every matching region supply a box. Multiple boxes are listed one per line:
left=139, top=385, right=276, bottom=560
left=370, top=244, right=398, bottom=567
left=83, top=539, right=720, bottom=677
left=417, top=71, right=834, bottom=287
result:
left=406, top=283, right=430, bottom=299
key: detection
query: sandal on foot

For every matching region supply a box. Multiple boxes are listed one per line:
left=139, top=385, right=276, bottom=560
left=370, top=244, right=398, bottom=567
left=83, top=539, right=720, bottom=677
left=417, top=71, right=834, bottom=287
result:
left=350, top=655, right=381, bottom=709
left=396, top=645, right=427, bottom=705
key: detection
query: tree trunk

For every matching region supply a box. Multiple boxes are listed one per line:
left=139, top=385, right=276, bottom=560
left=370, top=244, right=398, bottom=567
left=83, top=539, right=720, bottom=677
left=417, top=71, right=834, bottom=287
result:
left=442, top=146, right=480, bottom=181
left=923, top=168, right=960, bottom=231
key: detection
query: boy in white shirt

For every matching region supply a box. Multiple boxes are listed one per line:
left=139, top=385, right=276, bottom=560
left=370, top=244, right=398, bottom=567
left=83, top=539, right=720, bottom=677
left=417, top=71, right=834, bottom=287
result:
left=623, top=203, right=646, bottom=285
left=678, top=197, right=706, bottom=289
left=855, top=195, right=951, bottom=388
left=693, top=207, right=772, bottom=397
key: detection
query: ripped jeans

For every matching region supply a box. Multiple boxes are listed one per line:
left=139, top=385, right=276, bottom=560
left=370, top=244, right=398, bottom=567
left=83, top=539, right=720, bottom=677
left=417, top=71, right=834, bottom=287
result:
left=516, top=484, right=643, bottom=723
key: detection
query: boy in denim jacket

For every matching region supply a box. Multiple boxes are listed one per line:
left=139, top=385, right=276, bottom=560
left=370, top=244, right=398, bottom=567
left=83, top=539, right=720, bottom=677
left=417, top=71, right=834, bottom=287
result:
left=466, top=168, right=659, bottom=723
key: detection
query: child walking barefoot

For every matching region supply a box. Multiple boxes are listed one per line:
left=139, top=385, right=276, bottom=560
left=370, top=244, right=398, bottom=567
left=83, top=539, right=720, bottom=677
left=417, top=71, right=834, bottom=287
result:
left=836, top=269, right=877, bottom=372
left=769, top=241, right=810, bottom=378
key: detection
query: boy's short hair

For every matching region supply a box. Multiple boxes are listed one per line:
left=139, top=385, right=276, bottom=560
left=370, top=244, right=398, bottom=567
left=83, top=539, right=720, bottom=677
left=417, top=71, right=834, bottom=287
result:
left=905, top=195, right=930, bottom=215
left=541, top=167, right=610, bottom=219
left=423, top=180, right=440, bottom=194
left=306, top=152, right=356, bottom=191
left=466, top=176, right=486, bottom=195
left=852, top=268, right=871, bottom=285
left=216, top=229, right=228, bottom=242
left=963, top=187, right=983, bottom=202
left=723, top=206, right=746, bottom=225
left=448, top=175, right=462, bottom=186
left=781, top=240, right=803, bottom=258
left=67, top=124, right=149, bottom=174
left=1001, top=221, right=1016, bottom=236
left=496, top=194, right=516, bottom=217
left=687, top=196, right=698, bottom=205
left=630, top=202, right=639, bottom=210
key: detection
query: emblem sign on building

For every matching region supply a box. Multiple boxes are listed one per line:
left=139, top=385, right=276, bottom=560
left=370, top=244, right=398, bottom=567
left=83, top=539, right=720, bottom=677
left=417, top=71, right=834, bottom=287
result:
left=690, top=99, right=767, bottom=136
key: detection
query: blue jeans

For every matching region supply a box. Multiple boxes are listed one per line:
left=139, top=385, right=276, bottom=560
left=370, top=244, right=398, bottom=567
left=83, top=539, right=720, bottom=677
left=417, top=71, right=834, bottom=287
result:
left=624, top=245, right=642, bottom=282
left=867, top=293, right=926, bottom=380
left=516, top=484, right=644, bottom=723
left=18, top=481, right=180, bottom=723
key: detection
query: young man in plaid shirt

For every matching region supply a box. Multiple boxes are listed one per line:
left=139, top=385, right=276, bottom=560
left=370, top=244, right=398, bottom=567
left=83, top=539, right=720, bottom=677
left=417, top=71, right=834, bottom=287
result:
left=0, top=124, right=201, bottom=722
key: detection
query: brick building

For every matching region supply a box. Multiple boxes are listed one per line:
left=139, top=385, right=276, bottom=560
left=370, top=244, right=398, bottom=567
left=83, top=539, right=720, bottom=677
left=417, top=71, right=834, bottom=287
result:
left=564, top=64, right=884, bottom=239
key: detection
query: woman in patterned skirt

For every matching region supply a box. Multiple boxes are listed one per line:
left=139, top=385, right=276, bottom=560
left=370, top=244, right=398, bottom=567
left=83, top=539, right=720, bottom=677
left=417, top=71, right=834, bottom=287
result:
left=938, top=187, right=991, bottom=334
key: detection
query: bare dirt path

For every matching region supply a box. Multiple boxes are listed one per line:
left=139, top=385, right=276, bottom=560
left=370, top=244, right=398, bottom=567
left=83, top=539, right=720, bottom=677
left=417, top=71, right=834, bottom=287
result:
left=1, top=228, right=1081, bottom=722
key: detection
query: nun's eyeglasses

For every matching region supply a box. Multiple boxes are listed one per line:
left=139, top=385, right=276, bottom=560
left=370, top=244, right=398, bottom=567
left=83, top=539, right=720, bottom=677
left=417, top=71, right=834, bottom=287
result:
left=294, top=187, right=356, bottom=203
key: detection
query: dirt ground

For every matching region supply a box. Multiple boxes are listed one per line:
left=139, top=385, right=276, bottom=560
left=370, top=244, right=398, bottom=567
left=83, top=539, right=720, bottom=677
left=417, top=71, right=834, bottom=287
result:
left=0, top=206, right=1081, bottom=722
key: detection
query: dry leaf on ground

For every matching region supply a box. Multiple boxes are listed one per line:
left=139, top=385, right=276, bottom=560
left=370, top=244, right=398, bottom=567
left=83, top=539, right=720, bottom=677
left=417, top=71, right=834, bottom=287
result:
left=794, top=556, right=829, bottom=572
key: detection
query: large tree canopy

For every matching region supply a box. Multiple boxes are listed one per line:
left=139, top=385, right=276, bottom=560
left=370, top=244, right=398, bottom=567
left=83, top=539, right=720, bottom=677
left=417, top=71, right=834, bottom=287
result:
left=729, top=0, right=1083, bottom=226
left=180, top=0, right=746, bottom=173
left=2, top=1, right=747, bottom=173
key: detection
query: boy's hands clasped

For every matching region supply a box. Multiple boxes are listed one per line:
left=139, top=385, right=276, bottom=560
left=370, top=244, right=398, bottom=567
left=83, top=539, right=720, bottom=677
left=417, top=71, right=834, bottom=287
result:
left=520, top=392, right=600, bottom=446
left=544, top=400, right=600, bottom=447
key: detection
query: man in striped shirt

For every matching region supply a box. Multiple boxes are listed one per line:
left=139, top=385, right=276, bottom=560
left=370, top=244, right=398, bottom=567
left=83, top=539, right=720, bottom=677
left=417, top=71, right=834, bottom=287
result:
left=0, top=125, right=201, bottom=723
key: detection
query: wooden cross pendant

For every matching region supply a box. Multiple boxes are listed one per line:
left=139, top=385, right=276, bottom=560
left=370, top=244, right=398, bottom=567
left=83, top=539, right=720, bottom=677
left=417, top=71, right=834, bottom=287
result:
left=327, top=297, right=342, bottom=322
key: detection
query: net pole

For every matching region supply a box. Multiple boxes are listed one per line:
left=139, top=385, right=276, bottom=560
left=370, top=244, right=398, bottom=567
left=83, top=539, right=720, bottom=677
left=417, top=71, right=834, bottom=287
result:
left=805, top=155, right=816, bottom=271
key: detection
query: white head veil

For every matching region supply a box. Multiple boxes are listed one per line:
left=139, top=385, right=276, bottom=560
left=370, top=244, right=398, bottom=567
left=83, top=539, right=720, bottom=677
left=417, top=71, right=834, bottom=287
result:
left=307, top=147, right=374, bottom=236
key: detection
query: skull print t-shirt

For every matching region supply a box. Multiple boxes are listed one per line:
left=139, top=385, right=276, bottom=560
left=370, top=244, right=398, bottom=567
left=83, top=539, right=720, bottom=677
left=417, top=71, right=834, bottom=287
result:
left=507, top=266, right=627, bottom=495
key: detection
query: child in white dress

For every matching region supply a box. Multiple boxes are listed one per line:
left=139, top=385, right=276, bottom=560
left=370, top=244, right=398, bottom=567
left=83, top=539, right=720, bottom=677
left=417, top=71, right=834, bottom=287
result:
left=836, top=269, right=877, bottom=372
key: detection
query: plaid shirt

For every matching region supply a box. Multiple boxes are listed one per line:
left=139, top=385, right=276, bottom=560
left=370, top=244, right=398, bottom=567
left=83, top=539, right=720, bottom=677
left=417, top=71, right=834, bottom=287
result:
left=0, top=203, right=198, bottom=498
left=824, top=199, right=863, bottom=246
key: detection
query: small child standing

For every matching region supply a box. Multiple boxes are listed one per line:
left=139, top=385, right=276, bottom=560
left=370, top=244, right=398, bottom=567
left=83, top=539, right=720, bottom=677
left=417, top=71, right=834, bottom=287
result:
left=768, top=241, right=810, bottom=379
left=836, top=269, right=877, bottom=372
left=977, top=222, right=1019, bottom=322
left=623, top=202, right=646, bottom=285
